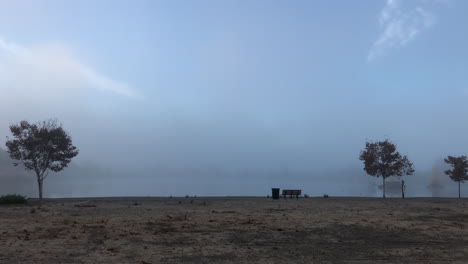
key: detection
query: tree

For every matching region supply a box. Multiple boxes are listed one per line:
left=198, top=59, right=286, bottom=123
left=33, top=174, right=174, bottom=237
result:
left=443, top=156, right=468, bottom=198
left=359, top=139, right=414, bottom=198
left=5, top=119, right=78, bottom=201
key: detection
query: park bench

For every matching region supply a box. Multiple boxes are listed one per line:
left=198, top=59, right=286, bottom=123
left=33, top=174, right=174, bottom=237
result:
left=282, top=189, right=301, bottom=200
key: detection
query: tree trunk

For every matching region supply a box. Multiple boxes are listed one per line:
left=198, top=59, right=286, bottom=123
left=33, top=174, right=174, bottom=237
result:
left=401, top=180, right=405, bottom=199
left=37, top=177, right=43, bottom=202
left=459, top=181, right=461, bottom=199
left=383, top=177, right=386, bottom=198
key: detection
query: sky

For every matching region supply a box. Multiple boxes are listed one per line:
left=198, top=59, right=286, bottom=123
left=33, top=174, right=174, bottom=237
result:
left=0, top=0, right=468, bottom=197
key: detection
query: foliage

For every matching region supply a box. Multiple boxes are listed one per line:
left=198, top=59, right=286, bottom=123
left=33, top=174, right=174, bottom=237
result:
left=444, top=155, right=468, bottom=198
left=444, top=156, right=468, bottom=183
left=5, top=119, right=79, bottom=200
left=0, top=194, right=28, bottom=204
left=359, top=139, right=414, bottom=179
left=359, top=139, right=414, bottom=198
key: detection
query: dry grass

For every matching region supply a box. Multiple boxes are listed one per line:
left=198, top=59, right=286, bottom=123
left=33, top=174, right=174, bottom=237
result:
left=0, top=197, right=467, bottom=263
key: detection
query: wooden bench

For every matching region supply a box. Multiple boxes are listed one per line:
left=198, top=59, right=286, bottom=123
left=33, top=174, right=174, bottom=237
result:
left=282, top=189, right=301, bottom=200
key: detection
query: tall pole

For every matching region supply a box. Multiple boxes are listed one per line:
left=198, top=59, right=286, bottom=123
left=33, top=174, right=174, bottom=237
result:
left=401, top=180, right=405, bottom=199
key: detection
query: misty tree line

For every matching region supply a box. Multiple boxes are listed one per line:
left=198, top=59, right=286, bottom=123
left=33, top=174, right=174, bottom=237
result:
left=2, top=119, right=468, bottom=200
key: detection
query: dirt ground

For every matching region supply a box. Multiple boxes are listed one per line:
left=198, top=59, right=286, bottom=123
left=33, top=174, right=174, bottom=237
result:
left=0, top=197, right=467, bottom=264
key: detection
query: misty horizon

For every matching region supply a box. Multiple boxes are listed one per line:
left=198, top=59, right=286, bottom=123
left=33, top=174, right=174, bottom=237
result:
left=0, top=146, right=464, bottom=198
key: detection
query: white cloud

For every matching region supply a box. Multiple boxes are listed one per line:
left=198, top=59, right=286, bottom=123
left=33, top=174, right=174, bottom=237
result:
left=368, top=0, right=439, bottom=62
left=0, top=36, right=140, bottom=98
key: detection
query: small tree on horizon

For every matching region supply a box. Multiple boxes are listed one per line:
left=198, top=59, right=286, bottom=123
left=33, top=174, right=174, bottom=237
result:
left=443, top=155, right=468, bottom=198
left=5, top=119, right=78, bottom=201
left=359, top=139, right=414, bottom=198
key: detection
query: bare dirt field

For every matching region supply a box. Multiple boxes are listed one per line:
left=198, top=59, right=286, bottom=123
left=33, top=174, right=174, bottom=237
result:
left=0, top=197, right=467, bottom=264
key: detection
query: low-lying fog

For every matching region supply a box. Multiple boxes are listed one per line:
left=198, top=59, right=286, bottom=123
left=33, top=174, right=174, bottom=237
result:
left=0, top=157, right=465, bottom=198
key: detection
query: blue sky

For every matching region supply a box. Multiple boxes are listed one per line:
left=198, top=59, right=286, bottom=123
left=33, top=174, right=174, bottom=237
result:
left=0, top=0, right=468, bottom=196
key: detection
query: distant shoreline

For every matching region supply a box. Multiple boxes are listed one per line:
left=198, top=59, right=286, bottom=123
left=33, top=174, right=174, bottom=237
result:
left=25, top=196, right=466, bottom=202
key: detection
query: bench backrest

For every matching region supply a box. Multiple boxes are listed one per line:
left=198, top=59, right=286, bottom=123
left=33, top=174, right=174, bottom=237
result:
left=282, top=190, right=301, bottom=195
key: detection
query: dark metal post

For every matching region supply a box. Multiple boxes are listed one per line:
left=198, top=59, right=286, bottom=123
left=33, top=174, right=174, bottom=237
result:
left=401, top=180, right=405, bottom=199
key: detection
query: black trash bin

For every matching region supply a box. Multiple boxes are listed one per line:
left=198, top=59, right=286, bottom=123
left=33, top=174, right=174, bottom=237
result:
left=272, top=188, right=280, bottom=200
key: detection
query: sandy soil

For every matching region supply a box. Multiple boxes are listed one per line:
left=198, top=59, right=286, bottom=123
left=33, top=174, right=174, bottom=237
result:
left=0, top=197, right=467, bottom=264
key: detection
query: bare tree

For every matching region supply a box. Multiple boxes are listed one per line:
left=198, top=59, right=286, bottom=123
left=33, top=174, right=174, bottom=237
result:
left=5, top=119, right=78, bottom=201
left=444, top=156, right=468, bottom=198
left=359, top=139, right=414, bottom=198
